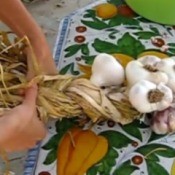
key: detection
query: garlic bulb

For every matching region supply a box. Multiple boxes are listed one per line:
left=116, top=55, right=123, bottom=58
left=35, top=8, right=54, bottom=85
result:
left=138, top=55, right=161, bottom=65
left=90, top=53, right=125, bottom=88
left=126, top=56, right=168, bottom=87
left=156, top=57, right=175, bottom=92
left=151, top=107, right=175, bottom=134
left=129, top=80, right=173, bottom=113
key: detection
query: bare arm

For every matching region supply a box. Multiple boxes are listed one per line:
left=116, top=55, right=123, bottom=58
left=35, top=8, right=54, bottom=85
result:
left=0, top=0, right=57, bottom=75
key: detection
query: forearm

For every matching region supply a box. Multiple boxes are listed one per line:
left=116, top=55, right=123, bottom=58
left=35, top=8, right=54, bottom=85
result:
left=0, top=0, right=44, bottom=43
left=0, top=0, right=57, bottom=74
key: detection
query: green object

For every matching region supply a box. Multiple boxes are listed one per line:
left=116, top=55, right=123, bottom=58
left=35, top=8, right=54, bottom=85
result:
left=125, top=0, right=175, bottom=25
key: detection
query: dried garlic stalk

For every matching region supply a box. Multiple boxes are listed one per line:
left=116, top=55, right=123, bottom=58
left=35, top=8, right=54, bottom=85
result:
left=0, top=31, right=140, bottom=124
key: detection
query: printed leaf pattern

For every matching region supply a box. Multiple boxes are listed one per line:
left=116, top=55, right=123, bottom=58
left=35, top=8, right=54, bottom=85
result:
left=87, top=145, right=119, bottom=174
left=109, top=15, right=139, bottom=27
left=113, top=160, right=139, bottom=175
left=92, top=39, right=118, bottom=53
left=146, top=160, right=169, bottom=175
left=42, top=134, right=60, bottom=150
left=64, top=44, right=82, bottom=57
left=148, top=132, right=166, bottom=142
left=116, top=32, right=145, bottom=57
left=84, top=33, right=146, bottom=59
left=82, top=55, right=96, bottom=65
left=122, top=123, right=143, bottom=141
left=81, top=43, right=90, bottom=55
left=43, top=149, right=57, bottom=165
left=55, top=118, right=78, bottom=134
left=100, top=130, right=132, bottom=148
left=81, top=19, right=109, bottom=30
left=107, top=0, right=124, bottom=5
left=60, top=63, right=80, bottom=75
left=134, top=31, right=158, bottom=39
left=136, top=144, right=175, bottom=159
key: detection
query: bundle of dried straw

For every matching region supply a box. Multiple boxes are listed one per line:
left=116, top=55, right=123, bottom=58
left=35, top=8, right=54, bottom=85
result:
left=0, top=31, right=140, bottom=125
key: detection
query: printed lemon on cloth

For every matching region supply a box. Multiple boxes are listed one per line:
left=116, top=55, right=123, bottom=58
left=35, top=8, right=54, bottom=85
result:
left=112, top=53, right=134, bottom=68
left=138, top=51, right=169, bottom=59
left=95, top=3, right=118, bottom=19
left=57, top=127, right=108, bottom=175
left=78, top=63, right=92, bottom=79
left=113, top=52, right=168, bottom=67
left=171, top=159, right=175, bottom=175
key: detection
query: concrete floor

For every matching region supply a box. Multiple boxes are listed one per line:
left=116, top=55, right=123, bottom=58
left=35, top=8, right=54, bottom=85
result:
left=25, top=0, right=96, bottom=49
left=0, top=0, right=95, bottom=174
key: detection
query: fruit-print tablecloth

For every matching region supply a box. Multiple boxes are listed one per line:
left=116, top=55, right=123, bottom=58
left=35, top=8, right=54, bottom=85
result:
left=24, top=0, right=175, bottom=175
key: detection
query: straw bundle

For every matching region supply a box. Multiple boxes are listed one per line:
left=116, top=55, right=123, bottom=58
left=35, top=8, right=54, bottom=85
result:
left=0, top=31, right=140, bottom=124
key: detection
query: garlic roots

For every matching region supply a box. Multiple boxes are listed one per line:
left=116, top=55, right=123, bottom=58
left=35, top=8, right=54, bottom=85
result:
left=129, top=80, right=173, bottom=113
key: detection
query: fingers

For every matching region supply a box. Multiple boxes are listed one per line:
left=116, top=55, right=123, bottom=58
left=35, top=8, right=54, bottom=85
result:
left=1, top=123, right=46, bottom=153
left=22, top=84, right=38, bottom=107
left=38, top=122, right=47, bottom=139
left=30, top=118, right=47, bottom=139
left=3, top=141, right=38, bottom=153
left=0, top=84, right=39, bottom=133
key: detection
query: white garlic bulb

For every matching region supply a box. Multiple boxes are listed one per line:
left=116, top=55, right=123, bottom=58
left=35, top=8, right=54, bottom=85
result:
left=151, top=107, right=175, bottom=134
left=129, top=80, right=173, bottom=113
left=126, top=56, right=168, bottom=87
left=156, top=57, right=175, bottom=92
left=90, top=53, right=125, bottom=88
left=138, top=55, right=161, bottom=66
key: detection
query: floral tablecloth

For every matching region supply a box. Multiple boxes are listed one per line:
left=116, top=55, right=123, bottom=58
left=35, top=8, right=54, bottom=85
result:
left=24, top=0, right=175, bottom=175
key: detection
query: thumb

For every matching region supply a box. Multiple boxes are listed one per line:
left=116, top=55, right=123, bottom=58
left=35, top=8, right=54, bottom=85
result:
left=23, top=84, right=38, bottom=107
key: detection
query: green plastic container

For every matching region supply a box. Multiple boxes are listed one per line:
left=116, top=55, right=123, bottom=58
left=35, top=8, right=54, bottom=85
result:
left=125, top=0, right=175, bottom=25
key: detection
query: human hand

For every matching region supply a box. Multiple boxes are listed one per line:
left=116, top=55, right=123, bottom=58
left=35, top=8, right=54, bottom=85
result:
left=0, top=85, right=47, bottom=152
